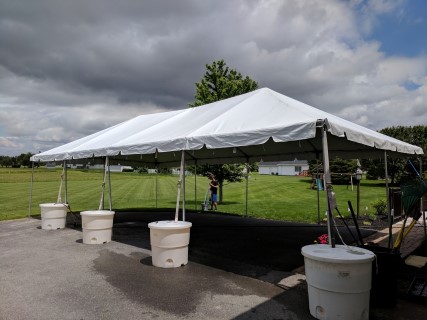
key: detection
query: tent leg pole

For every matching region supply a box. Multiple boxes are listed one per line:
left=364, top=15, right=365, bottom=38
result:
left=28, top=161, right=35, bottom=219
left=245, top=163, right=249, bottom=218
left=183, top=155, right=186, bottom=221
left=194, top=161, right=197, bottom=211
left=385, top=151, right=393, bottom=248
left=99, top=157, right=107, bottom=210
left=64, top=160, right=68, bottom=204
left=107, top=157, right=112, bottom=211
left=322, top=123, right=335, bottom=247
left=420, top=158, right=426, bottom=235
left=155, top=166, right=158, bottom=209
left=57, top=164, right=65, bottom=203
left=175, top=151, right=185, bottom=222
left=316, top=159, right=320, bottom=224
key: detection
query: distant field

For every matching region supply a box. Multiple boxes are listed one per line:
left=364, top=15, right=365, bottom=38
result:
left=0, top=168, right=387, bottom=222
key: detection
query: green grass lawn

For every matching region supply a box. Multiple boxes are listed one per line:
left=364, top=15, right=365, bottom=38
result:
left=0, top=167, right=387, bottom=222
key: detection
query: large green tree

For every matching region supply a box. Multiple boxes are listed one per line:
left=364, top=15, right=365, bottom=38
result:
left=202, top=164, right=246, bottom=203
left=189, top=60, right=258, bottom=202
left=16, top=152, right=33, bottom=167
left=189, top=59, right=258, bottom=107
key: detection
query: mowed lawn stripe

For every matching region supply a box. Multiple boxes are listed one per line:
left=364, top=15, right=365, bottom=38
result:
left=1, top=168, right=387, bottom=223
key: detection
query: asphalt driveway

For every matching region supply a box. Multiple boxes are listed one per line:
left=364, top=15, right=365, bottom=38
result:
left=1, top=213, right=318, bottom=320
left=1, top=211, right=425, bottom=320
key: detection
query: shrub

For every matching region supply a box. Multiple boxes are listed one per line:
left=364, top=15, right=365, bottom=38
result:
left=372, top=199, right=387, bottom=215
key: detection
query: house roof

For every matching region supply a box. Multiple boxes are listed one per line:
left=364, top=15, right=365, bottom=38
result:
left=259, top=160, right=308, bottom=166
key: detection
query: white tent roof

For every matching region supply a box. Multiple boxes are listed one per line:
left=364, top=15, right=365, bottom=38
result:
left=31, top=88, right=423, bottom=165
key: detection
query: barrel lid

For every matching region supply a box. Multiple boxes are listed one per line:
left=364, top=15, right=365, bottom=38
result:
left=301, top=244, right=375, bottom=263
left=39, top=203, right=69, bottom=208
left=148, top=220, right=192, bottom=230
left=80, top=210, right=115, bottom=216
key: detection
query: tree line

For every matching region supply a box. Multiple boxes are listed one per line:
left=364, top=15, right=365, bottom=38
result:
left=308, top=125, right=427, bottom=186
left=0, top=152, right=34, bottom=168
left=364, top=126, right=427, bottom=184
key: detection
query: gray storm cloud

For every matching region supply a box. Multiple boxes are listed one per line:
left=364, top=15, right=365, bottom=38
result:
left=0, top=0, right=426, bottom=155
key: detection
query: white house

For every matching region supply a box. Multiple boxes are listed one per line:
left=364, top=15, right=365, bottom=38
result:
left=258, top=160, right=309, bottom=176
left=63, top=163, right=133, bottom=172
left=171, top=168, right=192, bottom=176
left=108, top=165, right=134, bottom=172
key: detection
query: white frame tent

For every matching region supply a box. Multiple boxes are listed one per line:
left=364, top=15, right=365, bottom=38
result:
left=31, top=88, right=424, bottom=245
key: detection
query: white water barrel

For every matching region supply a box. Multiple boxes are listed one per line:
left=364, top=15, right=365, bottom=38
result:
left=148, top=221, right=192, bottom=268
left=80, top=210, right=115, bottom=244
left=40, top=203, right=68, bottom=230
left=301, top=244, right=375, bottom=320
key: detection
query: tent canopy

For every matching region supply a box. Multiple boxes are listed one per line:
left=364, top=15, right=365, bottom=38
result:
left=31, top=88, right=423, bottom=166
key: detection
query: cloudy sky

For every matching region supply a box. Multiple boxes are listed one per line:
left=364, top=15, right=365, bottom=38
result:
left=1, top=0, right=426, bottom=156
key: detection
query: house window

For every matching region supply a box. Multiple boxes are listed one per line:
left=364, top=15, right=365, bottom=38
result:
left=295, top=166, right=302, bottom=173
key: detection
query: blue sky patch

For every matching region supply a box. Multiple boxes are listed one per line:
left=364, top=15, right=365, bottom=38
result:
left=365, top=1, right=427, bottom=57
left=403, top=80, right=421, bottom=91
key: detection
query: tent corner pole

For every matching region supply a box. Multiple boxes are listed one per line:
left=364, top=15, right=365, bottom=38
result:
left=182, top=153, right=186, bottom=221
left=420, top=157, right=425, bottom=235
left=321, top=122, right=335, bottom=247
left=174, top=150, right=185, bottom=222
left=155, top=164, right=158, bottom=209
left=99, top=157, right=108, bottom=210
left=316, top=159, right=320, bottom=224
left=194, top=161, right=197, bottom=211
left=245, top=162, right=249, bottom=218
left=64, top=160, right=68, bottom=204
left=107, top=156, right=112, bottom=211
left=57, top=163, right=65, bottom=203
left=384, top=151, right=392, bottom=248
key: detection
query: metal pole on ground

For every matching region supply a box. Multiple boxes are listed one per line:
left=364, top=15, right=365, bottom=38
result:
left=28, top=161, right=35, bottom=218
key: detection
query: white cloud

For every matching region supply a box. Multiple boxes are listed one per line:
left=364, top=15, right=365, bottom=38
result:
left=0, top=137, right=20, bottom=148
